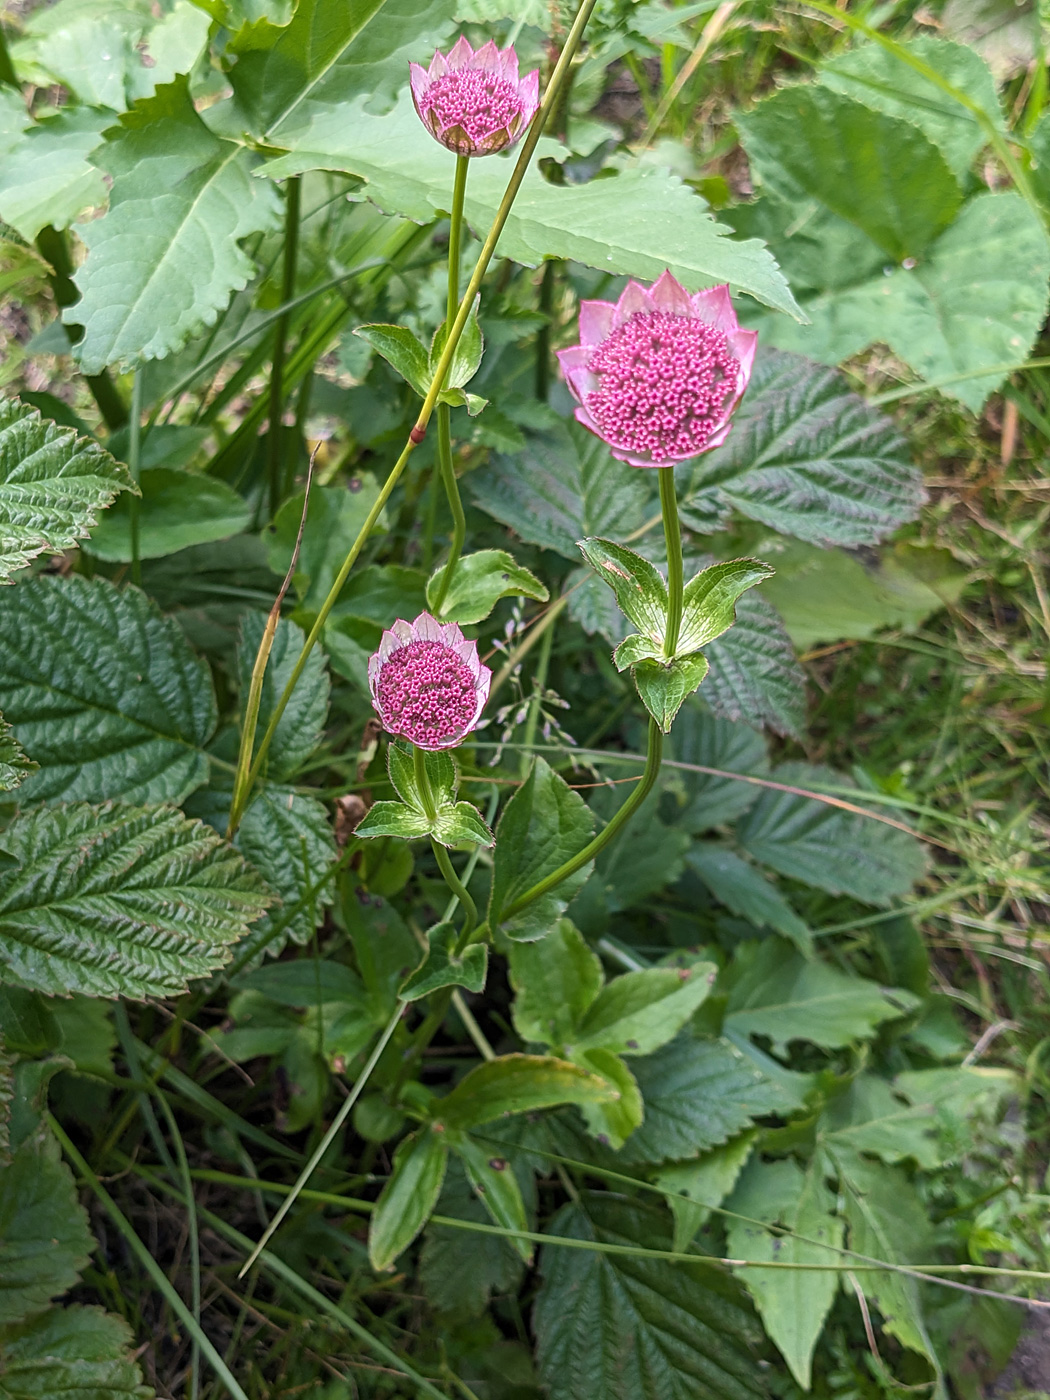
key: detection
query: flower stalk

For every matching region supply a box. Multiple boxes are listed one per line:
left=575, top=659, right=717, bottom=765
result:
left=659, top=466, right=684, bottom=657
left=432, top=152, right=470, bottom=615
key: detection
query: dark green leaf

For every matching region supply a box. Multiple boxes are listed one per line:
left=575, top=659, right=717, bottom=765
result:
left=400, top=921, right=488, bottom=1001
left=436, top=1054, right=619, bottom=1131
left=429, top=300, right=484, bottom=389
left=235, top=787, right=336, bottom=958
left=368, top=1125, right=449, bottom=1271
left=0, top=1304, right=150, bottom=1399
left=572, top=1047, right=643, bottom=1151
left=587, top=788, right=690, bottom=915
left=237, top=613, right=329, bottom=782
left=688, top=846, right=811, bottom=953
left=426, top=548, right=547, bottom=625
left=87, top=467, right=251, bottom=562
left=420, top=1157, right=528, bottom=1321
left=266, top=477, right=385, bottom=614
left=0, top=1132, right=93, bottom=1324
left=702, top=593, right=806, bottom=739
left=662, top=702, right=769, bottom=831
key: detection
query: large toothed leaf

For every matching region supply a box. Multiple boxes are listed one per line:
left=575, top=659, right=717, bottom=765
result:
left=70, top=78, right=281, bottom=374
left=236, top=613, right=330, bottom=782
left=702, top=593, right=807, bottom=739
left=0, top=397, right=134, bottom=582
left=0, top=1304, right=151, bottom=1400
left=260, top=92, right=801, bottom=317
left=0, top=575, right=216, bottom=805
left=0, top=802, right=270, bottom=998
left=0, top=108, right=110, bottom=242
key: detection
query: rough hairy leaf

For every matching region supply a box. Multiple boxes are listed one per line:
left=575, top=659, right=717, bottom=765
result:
left=0, top=1304, right=150, bottom=1399
left=701, top=593, right=807, bottom=739
left=661, top=703, right=769, bottom=831
left=236, top=787, right=337, bottom=958
left=0, top=802, right=270, bottom=998
left=689, top=846, right=811, bottom=954
left=0, top=1133, right=94, bottom=1325
left=0, top=718, right=33, bottom=796
left=237, top=613, right=330, bottom=782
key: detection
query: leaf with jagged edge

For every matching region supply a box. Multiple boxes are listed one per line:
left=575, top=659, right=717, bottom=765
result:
left=0, top=717, right=32, bottom=796
left=0, top=802, right=271, bottom=997
left=260, top=91, right=801, bottom=318
left=0, top=575, right=216, bottom=804
left=0, top=108, right=110, bottom=241
left=661, top=701, right=769, bottom=831
left=0, top=1304, right=151, bottom=1399
left=0, top=397, right=134, bottom=581
left=237, top=612, right=330, bottom=782
left=702, top=593, right=807, bottom=739
left=70, top=78, right=281, bottom=374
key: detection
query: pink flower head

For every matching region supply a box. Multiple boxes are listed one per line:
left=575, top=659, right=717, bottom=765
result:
left=556, top=271, right=758, bottom=468
left=410, top=36, right=540, bottom=158
left=368, top=612, right=491, bottom=751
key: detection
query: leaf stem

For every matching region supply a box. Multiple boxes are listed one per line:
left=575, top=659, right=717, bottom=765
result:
left=128, top=371, right=143, bottom=587
left=267, top=175, right=301, bottom=519
left=431, top=153, right=470, bottom=614
left=659, top=466, right=683, bottom=657
left=414, top=745, right=479, bottom=943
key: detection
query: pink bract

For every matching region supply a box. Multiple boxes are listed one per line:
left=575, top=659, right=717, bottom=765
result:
left=410, top=36, right=540, bottom=157
left=556, top=270, right=758, bottom=468
left=368, top=612, right=491, bottom=751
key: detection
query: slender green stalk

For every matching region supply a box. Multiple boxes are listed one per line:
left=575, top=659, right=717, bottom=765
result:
left=658, top=466, right=683, bottom=656
left=49, top=1118, right=251, bottom=1400
left=520, top=613, right=555, bottom=777
left=154, top=1093, right=202, bottom=1400
left=431, top=153, right=470, bottom=612
left=534, top=258, right=558, bottom=400
left=413, top=745, right=479, bottom=944
left=266, top=176, right=301, bottom=518
left=227, top=0, right=601, bottom=831
left=128, top=371, right=144, bottom=587
left=413, top=743, right=438, bottom=822
left=446, top=154, right=468, bottom=324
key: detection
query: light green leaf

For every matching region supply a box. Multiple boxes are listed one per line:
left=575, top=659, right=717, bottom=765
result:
left=450, top=1130, right=531, bottom=1263
left=429, top=300, right=484, bottom=389
left=574, top=964, right=716, bottom=1057
left=426, top=548, right=548, bottom=625
left=661, top=702, right=769, bottom=830
left=237, top=613, right=330, bottom=782
left=387, top=740, right=456, bottom=810
left=266, top=476, right=385, bottom=614
left=736, top=760, right=927, bottom=904
left=0, top=397, right=134, bottom=583
left=688, top=846, right=812, bottom=953
left=489, top=758, right=595, bottom=942
left=534, top=1196, right=767, bottom=1400
left=656, top=1131, right=756, bottom=1252
left=400, top=921, right=488, bottom=1001
left=70, top=78, right=281, bottom=374
left=0, top=802, right=270, bottom=998
left=23, top=2, right=142, bottom=109
left=680, top=347, right=925, bottom=548
left=701, top=593, right=807, bottom=739
left=723, top=939, right=919, bottom=1056
left=726, top=1156, right=845, bottom=1389
left=0, top=108, right=110, bottom=241
left=87, top=466, right=251, bottom=561
left=355, top=800, right=431, bottom=841
left=431, top=800, right=495, bottom=848
left=436, top=1054, right=618, bottom=1131
left=820, top=1074, right=940, bottom=1168
left=632, top=651, right=710, bottom=732
left=677, top=558, right=775, bottom=654
left=509, top=918, right=603, bottom=1049
left=354, top=322, right=430, bottom=396
left=0, top=1305, right=150, bottom=1399
left=578, top=538, right=667, bottom=650
left=261, top=92, right=801, bottom=316
left=740, top=83, right=962, bottom=259
left=572, top=1047, right=643, bottom=1151
left=368, top=1125, right=449, bottom=1271
left=0, top=575, right=216, bottom=804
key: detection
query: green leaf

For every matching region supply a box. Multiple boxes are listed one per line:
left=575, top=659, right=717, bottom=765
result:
left=368, top=1124, right=449, bottom=1271
left=0, top=108, right=110, bottom=242
left=572, top=1047, right=643, bottom=1151
left=655, top=1131, right=756, bottom=1251
left=689, top=846, right=812, bottom=954
left=578, top=538, right=667, bottom=653
left=0, top=802, right=270, bottom=998
left=0, top=576, right=216, bottom=804
left=0, top=1132, right=94, bottom=1324
left=470, top=420, right=652, bottom=563
left=739, top=83, right=962, bottom=260
left=363, top=742, right=492, bottom=848
left=584, top=788, right=689, bottom=916
left=235, top=787, right=336, bottom=958
left=70, top=78, right=281, bottom=374
left=431, top=801, right=495, bottom=848
left=354, top=323, right=430, bottom=397
left=260, top=92, right=801, bottom=317
left=573, top=964, right=716, bottom=1057
left=0, top=717, right=33, bottom=796
left=735, top=761, right=928, bottom=904
left=237, top=613, right=329, bottom=782
left=400, top=921, right=488, bottom=1001
left=86, top=467, right=252, bottom=561
left=722, top=939, right=919, bottom=1056
left=489, top=758, right=595, bottom=942
left=534, top=1196, right=767, bottom=1400
left=820, top=36, right=1003, bottom=184
left=355, top=801, right=431, bottom=841
left=426, top=548, right=548, bottom=625
left=266, top=477, right=385, bottom=614
left=820, top=1074, right=940, bottom=1169
left=450, top=1130, right=532, bottom=1263
left=0, top=397, right=134, bottom=582
left=509, top=919, right=603, bottom=1049
left=680, top=348, right=925, bottom=548
left=726, top=1156, right=845, bottom=1389
left=436, top=1054, right=619, bottom=1131
left=677, top=558, right=775, bottom=654
left=388, top=740, right=455, bottom=809
left=0, top=1305, right=150, bottom=1399
left=662, top=702, right=769, bottom=830
left=632, top=652, right=710, bottom=732
left=701, top=593, right=807, bottom=739
left=429, top=300, right=484, bottom=389
left=618, top=1033, right=784, bottom=1166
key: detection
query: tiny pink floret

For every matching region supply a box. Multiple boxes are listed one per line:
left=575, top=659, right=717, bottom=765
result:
left=410, top=36, right=540, bottom=157
left=557, top=270, right=757, bottom=468
left=369, top=612, right=491, bottom=751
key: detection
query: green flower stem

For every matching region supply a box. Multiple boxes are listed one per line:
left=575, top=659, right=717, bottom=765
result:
left=266, top=174, right=301, bottom=519
left=520, top=610, right=555, bottom=778
left=659, top=465, right=683, bottom=657
left=431, top=152, right=470, bottom=613
left=226, top=0, right=601, bottom=837
left=413, top=745, right=479, bottom=942
left=446, top=154, right=468, bottom=325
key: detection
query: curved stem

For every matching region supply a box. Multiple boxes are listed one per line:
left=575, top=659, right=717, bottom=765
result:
left=659, top=466, right=683, bottom=657
left=412, top=743, right=438, bottom=822
left=433, top=839, right=478, bottom=947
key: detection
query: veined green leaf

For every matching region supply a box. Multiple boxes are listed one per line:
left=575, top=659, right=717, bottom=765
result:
left=400, top=922, right=488, bottom=1001
left=701, top=593, right=806, bottom=739
left=677, top=558, right=775, bottom=655
left=578, top=538, right=667, bottom=650
left=354, top=323, right=430, bottom=397
left=0, top=108, right=110, bottom=241
left=661, top=702, right=769, bottom=830
left=426, top=548, right=547, bottom=625
left=369, top=1124, right=449, bottom=1271
left=0, top=717, right=33, bottom=796
left=689, top=846, right=812, bottom=954
left=0, top=1304, right=150, bottom=1399
left=632, top=651, right=710, bottom=732
left=237, top=613, right=330, bottom=782
left=573, top=964, right=717, bottom=1057
left=656, top=1131, right=757, bottom=1252
left=235, top=787, right=336, bottom=957
left=87, top=467, right=252, bottom=562
left=509, top=919, right=603, bottom=1049
left=436, top=1054, right=619, bottom=1130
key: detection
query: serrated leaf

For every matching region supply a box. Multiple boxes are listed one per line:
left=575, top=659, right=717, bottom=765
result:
left=426, top=548, right=548, bottom=625
left=509, top=919, right=603, bottom=1049
left=534, top=1196, right=767, bottom=1400
left=470, top=420, right=652, bottom=562
left=726, top=1156, right=845, bottom=1389
left=689, top=846, right=812, bottom=954
left=655, top=1131, right=756, bottom=1252
left=369, top=1124, right=448, bottom=1271
left=701, top=592, right=806, bottom=738
left=0, top=717, right=33, bottom=796
left=261, top=92, right=800, bottom=317
left=740, top=83, right=962, bottom=260
left=429, top=300, right=484, bottom=389
left=661, top=702, right=769, bottom=830
left=436, top=1054, right=618, bottom=1130
left=680, top=348, right=926, bottom=548
left=820, top=1074, right=940, bottom=1168
left=573, top=964, right=716, bottom=1056
left=70, top=78, right=281, bottom=374
left=632, top=652, right=709, bottom=732
left=400, top=921, right=487, bottom=1001
left=431, top=801, right=495, bottom=848
left=578, top=538, right=667, bottom=649
left=87, top=467, right=252, bottom=562
left=234, top=787, right=336, bottom=958
left=0, top=802, right=270, bottom=997
left=723, top=938, right=919, bottom=1056
left=0, top=108, right=110, bottom=241
left=677, top=558, right=775, bottom=654
left=0, top=1304, right=151, bottom=1399
left=0, top=397, right=134, bottom=582
left=618, top=1033, right=784, bottom=1166
left=355, top=800, right=431, bottom=841
left=237, top=613, right=329, bottom=782
left=0, top=575, right=216, bottom=804
left=736, top=761, right=928, bottom=904
left=354, top=322, right=430, bottom=396
left=587, top=788, right=690, bottom=915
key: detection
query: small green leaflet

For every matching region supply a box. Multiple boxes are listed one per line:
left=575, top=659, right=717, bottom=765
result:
left=369, top=1125, right=448, bottom=1272
left=426, top=548, right=547, bottom=626
left=400, top=921, right=488, bottom=1001
left=356, top=741, right=493, bottom=849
